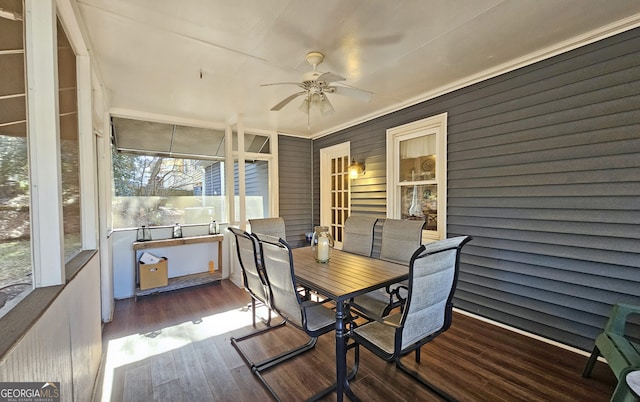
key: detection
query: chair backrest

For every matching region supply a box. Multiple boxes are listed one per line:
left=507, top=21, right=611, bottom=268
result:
left=257, top=235, right=304, bottom=328
left=249, top=217, right=286, bottom=240
left=399, top=236, right=472, bottom=351
left=342, top=215, right=378, bottom=256
left=379, top=219, right=425, bottom=265
left=227, top=227, right=268, bottom=304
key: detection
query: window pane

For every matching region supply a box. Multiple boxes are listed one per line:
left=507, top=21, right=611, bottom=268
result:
left=112, top=151, right=225, bottom=227
left=58, top=20, right=81, bottom=261
left=244, top=160, right=269, bottom=219
left=400, top=184, right=438, bottom=231
left=399, top=134, right=436, bottom=182
left=245, top=134, right=270, bottom=154
left=0, top=0, right=32, bottom=317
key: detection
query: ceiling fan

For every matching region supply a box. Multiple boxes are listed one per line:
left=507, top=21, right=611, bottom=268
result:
left=262, top=51, right=372, bottom=116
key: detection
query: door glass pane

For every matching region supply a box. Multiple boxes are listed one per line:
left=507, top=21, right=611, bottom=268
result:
left=399, top=134, right=436, bottom=182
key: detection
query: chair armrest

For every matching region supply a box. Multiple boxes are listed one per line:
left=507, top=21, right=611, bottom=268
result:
left=606, top=304, right=640, bottom=335
left=382, top=319, right=402, bottom=328
left=388, top=284, right=408, bottom=303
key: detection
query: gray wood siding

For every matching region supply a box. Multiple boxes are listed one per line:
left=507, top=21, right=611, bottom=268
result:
left=308, top=27, right=640, bottom=350
left=278, top=135, right=313, bottom=248
left=204, top=162, right=222, bottom=195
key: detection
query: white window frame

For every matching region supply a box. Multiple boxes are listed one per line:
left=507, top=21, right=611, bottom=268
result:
left=226, top=117, right=279, bottom=230
left=23, top=0, right=96, bottom=287
left=386, top=112, right=448, bottom=241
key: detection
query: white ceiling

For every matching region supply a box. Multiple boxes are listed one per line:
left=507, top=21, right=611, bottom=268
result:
left=76, top=0, right=640, bottom=138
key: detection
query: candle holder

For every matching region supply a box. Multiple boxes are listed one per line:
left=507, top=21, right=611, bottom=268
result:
left=311, top=226, right=334, bottom=263
left=172, top=223, right=183, bottom=238
left=136, top=225, right=152, bottom=242
left=209, top=218, right=219, bottom=235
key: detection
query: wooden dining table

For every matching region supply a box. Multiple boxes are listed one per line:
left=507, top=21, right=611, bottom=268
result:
left=291, top=247, right=409, bottom=401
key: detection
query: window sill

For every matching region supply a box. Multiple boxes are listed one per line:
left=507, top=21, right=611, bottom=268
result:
left=0, top=249, right=97, bottom=360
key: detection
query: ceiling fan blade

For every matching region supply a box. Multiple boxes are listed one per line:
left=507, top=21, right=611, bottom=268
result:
left=261, top=82, right=305, bottom=88
left=316, top=72, right=346, bottom=83
left=271, top=91, right=307, bottom=111
left=329, top=86, right=373, bottom=102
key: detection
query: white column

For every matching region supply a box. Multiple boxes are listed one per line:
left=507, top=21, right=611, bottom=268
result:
left=25, top=0, right=65, bottom=286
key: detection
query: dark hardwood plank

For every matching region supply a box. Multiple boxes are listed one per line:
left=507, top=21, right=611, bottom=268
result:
left=95, top=280, right=617, bottom=402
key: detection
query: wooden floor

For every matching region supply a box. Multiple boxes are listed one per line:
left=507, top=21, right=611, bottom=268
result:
left=93, top=280, right=617, bottom=401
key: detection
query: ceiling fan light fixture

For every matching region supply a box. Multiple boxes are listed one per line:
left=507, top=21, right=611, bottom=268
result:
left=320, top=95, right=334, bottom=115
left=299, top=97, right=310, bottom=114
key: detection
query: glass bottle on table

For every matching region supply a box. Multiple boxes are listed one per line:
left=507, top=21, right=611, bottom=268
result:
left=311, top=226, right=334, bottom=263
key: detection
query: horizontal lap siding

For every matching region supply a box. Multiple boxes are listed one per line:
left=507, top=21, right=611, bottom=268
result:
left=447, top=28, right=640, bottom=350
left=278, top=135, right=313, bottom=247
left=308, top=27, right=640, bottom=350
left=313, top=124, right=388, bottom=223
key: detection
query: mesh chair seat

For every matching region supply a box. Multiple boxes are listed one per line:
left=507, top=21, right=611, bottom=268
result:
left=303, top=302, right=337, bottom=333
left=351, top=313, right=401, bottom=354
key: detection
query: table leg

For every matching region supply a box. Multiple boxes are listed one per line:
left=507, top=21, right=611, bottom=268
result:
left=335, top=300, right=346, bottom=402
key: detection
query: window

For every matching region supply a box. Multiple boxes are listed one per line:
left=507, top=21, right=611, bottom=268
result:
left=0, top=0, right=32, bottom=315
left=58, top=19, right=82, bottom=261
left=111, top=117, right=278, bottom=230
left=112, top=151, right=225, bottom=228
left=0, top=0, right=96, bottom=319
left=387, top=113, right=447, bottom=241
left=111, top=117, right=228, bottom=228
left=233, top=160, right=271, bottom=222
left=228, top=122, right=278, bottom=228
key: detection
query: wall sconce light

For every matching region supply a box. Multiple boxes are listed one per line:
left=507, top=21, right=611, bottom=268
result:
left=348, top=159, right=365, bottom=179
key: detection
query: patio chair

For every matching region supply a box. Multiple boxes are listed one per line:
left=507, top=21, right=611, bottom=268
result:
left=249, top=217, right=286, bottom=239
left=235, top=234, right=337, bottom=400
left=351, top=219, right=425, bottom=319
left=342, top=215, right=378, bottom=257
left=227, top=227, right=272, bottom=327
left=347, top=236, right=472, bottom=401
left=583, top=303, right=640, bottom=402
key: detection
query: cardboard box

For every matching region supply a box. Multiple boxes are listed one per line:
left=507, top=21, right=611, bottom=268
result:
left=139, top=258, right=168, bottom=290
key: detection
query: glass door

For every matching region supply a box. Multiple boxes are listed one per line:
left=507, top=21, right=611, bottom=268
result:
left=320, top=142, right=350, bottom=249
